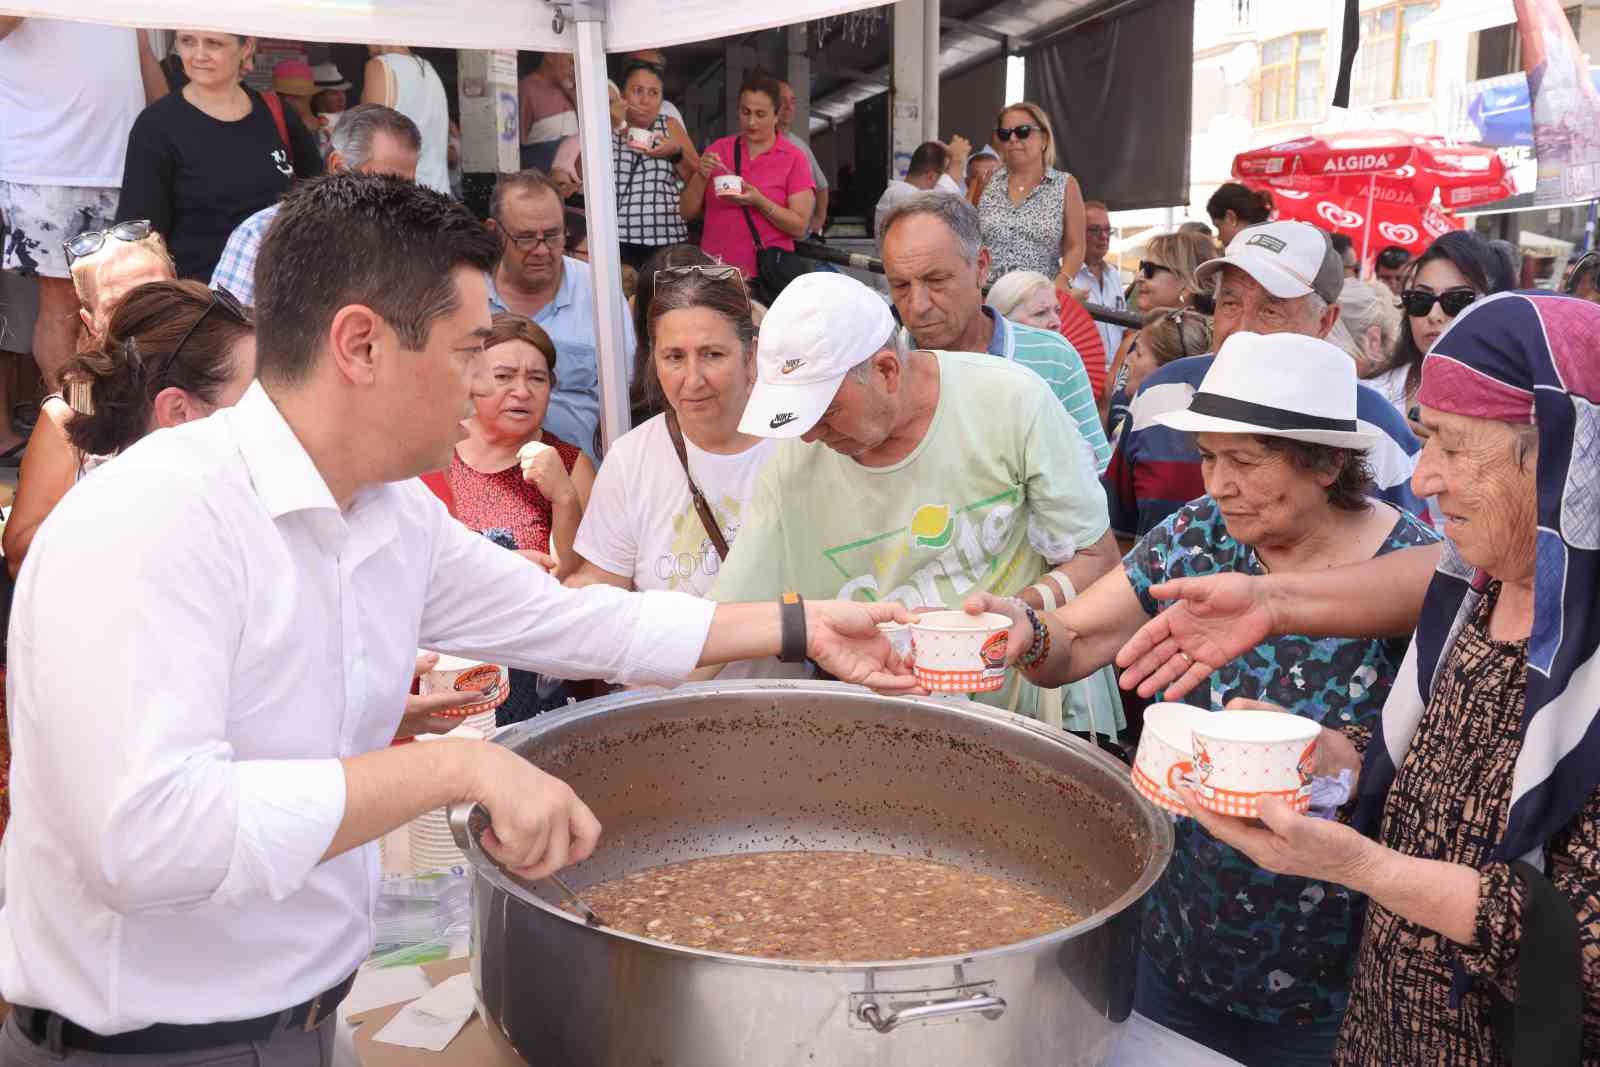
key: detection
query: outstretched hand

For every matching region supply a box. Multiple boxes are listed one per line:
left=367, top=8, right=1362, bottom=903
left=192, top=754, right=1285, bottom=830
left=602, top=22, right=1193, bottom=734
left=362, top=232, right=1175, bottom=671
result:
left=1114, top=573, right=1272, bottom=698
left=805, top=600, right=923, bottom=694
left=1179, top=789, right=1375, bottom=889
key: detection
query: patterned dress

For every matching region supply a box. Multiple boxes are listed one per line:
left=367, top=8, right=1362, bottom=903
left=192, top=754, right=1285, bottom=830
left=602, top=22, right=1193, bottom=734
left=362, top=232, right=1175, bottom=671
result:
left=1335, top=584, right=1600, bottom=1065
left=977, top=166, right=1070, bottom=288
left=447, top=431, right=581, bottom=554
left=613, top=114, right=688, bottom=248
left=1124, top=496, right=1440, bottom=1026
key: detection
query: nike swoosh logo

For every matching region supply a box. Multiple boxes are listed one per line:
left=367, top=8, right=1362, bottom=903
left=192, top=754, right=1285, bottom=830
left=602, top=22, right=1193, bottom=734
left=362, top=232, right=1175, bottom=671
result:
left=769, top=412, right=798, bottom=429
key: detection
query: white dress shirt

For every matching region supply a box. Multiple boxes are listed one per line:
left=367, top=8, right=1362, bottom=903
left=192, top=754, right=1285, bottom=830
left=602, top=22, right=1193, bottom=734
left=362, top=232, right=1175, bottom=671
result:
left=1072, top=259, right=1128, bottom=367
left=0, top=382, right=714, bottom=1034
left=874, top=173, right=963, bottom=246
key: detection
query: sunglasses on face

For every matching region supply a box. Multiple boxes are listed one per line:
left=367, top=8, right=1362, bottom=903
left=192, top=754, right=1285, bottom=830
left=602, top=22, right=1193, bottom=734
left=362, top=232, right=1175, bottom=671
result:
left=1138, top=260, right=1175, bottom=280
left=63, top=220, right=154, bottom=264
left=157, top=286, right=249, bottom=386
left=995, top=124, right=1037, bottom=142
left=1399, top=287, right=1478, bottom=318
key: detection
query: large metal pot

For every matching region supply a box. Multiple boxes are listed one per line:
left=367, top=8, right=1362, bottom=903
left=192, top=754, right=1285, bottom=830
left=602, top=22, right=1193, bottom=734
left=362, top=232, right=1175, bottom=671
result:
left=450, top=681, right=1171, bottom=1066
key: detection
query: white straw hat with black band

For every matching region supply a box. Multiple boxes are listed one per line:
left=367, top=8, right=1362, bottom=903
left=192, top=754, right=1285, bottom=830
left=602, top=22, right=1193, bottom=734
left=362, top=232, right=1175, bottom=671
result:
left=1152, top=331, right=1385, bottom=450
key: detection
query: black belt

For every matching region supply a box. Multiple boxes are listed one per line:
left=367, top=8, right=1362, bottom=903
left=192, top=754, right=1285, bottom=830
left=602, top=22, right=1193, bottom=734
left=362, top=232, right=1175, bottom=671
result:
left=13, top=970, right=358, bottom=1055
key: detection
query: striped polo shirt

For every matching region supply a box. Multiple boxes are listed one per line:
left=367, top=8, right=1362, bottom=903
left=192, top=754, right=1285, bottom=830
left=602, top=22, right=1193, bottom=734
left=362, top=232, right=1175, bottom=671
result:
left=985, top=308, right=1111, bottom=473
left=1101, top=353, right=1426, bottom=540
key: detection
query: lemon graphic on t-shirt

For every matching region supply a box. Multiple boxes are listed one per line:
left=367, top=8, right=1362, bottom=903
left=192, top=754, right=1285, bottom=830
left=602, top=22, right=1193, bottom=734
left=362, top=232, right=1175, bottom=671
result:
left=910, top=503, right=954, bottom=549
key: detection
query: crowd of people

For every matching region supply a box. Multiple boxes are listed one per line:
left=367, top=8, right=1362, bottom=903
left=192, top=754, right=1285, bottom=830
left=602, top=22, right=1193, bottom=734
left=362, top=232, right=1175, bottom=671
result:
left=2, top=17, right=1599, bottom=1067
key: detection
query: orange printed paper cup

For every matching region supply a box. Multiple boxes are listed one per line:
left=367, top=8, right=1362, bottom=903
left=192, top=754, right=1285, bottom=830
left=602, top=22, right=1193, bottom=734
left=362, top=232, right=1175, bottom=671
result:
left=909, top=610, right=1011, bottom=693
left=1191, top=710, right=1319, bottom=819
left=419, top=653, right=510, bottom=718
left=1131, top=703, right=1213, bottom=816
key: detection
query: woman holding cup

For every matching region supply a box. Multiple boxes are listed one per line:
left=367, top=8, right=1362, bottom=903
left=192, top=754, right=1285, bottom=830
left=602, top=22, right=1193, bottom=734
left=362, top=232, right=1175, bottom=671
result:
left=680, top=69, right=815, bottom=293
left=964, top=330, right=1438, bottom=1065
left=612, top=60, right=698, bottom=270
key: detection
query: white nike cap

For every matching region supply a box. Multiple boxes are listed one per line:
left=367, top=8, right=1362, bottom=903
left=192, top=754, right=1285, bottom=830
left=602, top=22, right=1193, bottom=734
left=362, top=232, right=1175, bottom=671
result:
left=738, top=272, right=898, bottom=439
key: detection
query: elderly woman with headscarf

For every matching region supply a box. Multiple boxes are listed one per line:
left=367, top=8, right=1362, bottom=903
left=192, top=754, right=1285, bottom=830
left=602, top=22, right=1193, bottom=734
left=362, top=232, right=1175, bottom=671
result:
left=1112, top=290, right=1600, bottom=1064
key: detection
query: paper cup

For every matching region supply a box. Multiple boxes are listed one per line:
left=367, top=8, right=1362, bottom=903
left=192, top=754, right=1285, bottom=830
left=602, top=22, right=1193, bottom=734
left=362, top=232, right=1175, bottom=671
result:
left=1191, top=710, right=1320, bottom=818
left=909, top=610, right=1011, bottom=693
left=420, top=653, right=510, bottom=718
left=1130, top=703, right=1213, bottom=816
left=627, top=126, right=655, bottom=148
left=877, top=621, right=912, bottom=659
left=714, top=174, right=743, bottom=197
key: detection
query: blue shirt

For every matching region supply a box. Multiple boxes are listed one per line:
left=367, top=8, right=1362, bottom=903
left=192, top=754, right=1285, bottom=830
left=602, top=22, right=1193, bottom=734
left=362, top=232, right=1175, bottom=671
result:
left=977, top=307, right=1111, bottom=472
left=487, top=256, right=637, bottom=461
left=209, top=203, right=278, bottom=306
left=1102, top=353, right=1425, bottom=539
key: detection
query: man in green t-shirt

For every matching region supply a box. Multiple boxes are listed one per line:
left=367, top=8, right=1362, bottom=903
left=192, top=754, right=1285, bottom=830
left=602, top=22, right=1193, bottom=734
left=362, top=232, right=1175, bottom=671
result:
left=709, top=273, right=1124, bottom=732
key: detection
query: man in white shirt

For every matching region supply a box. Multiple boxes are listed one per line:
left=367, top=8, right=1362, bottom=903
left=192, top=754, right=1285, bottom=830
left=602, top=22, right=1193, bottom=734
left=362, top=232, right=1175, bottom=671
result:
left=873, top=138, right=971, bottom=248
left=1069, top=199, right=1126, bottom=364
left=0, top=17, right=165, bottom=450
left=0, top=174, right=912, bottom=1064
left=778, top=81, right=829, bottom=236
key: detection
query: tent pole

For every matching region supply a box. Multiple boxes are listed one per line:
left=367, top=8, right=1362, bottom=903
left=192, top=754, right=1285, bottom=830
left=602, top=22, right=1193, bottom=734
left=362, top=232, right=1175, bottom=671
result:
left=1361, top=172, right=1375, bottom=275
left=567, top=0, right=633, bottom=452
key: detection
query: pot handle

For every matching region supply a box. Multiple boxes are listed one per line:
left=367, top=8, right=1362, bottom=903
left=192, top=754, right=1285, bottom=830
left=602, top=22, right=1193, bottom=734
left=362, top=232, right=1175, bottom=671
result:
left=856, top=993, right=1007, bottom=1033
left=448, top=801, right=491, bottom=856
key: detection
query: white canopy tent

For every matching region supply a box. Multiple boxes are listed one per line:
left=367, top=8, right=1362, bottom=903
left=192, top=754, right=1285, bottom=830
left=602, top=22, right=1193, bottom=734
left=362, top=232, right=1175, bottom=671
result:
left=0, top=0, right=888, bottom=448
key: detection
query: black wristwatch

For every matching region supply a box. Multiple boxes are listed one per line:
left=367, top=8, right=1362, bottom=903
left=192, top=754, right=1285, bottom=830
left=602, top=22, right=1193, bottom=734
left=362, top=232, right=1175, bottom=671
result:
left=779, top=592, right=807, bottom=663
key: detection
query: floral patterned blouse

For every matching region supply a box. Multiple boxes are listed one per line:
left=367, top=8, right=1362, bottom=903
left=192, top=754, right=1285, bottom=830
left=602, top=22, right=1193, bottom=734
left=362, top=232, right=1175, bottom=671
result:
left=977, top=166, right=1070, bottom=288
left=446, top=431, right=580, bottom=553
left=1335, top=584, right=1600, bottom=1065
left=1124, top=495, right=1440, bottom=1026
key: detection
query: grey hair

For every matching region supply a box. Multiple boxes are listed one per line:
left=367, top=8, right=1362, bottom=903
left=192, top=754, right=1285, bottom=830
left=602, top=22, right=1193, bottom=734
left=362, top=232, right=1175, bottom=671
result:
left=329, top=104, right=421, bottom=169
left=880, top=192, right=982, bottom=263
left=848, top=325, right=908, bottom=382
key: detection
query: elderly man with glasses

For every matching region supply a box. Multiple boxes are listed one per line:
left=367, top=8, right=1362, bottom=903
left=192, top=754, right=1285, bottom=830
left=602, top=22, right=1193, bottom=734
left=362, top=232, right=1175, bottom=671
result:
left=487, top=169, right=637, bottom=461
left=1069, top=199, right=1126, bottom=363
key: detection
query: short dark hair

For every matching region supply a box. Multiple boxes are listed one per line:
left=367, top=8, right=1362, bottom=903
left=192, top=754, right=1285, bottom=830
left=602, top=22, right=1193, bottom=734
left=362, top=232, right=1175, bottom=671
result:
left=1206, top=182, right=1273, bottom=226
left=490, top=169, right=562, bottom=223
left=64, top=280, right=253, bottom=456
left=1328, top=232, right=1354, bottom=257
left=906, top=141, right=949, bottom=179
left=738, top=69, right=783, bottom=112
left=1376, top=245, right=1411, bottom=270
left=254, top=174, right=499, bottom=386
left=1254, top=436, right=1374, bottom=512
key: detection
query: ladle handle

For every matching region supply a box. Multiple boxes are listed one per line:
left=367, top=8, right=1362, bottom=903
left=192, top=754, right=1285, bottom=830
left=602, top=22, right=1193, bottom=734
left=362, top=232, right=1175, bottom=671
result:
left=448, top=801, right=491, bottom=856
left=857, top=993, right=1007, bottom=1033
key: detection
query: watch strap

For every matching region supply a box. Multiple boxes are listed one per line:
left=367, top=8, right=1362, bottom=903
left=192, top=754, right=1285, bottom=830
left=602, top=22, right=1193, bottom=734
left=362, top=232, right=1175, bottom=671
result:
left=779, top=592, right=807, bottom=663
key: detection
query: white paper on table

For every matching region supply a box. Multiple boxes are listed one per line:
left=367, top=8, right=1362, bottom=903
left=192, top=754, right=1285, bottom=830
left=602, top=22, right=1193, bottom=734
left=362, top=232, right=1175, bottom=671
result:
left=372, top=972, right=477, bottom=1052
left=341, top=965, right=434, bottom=1017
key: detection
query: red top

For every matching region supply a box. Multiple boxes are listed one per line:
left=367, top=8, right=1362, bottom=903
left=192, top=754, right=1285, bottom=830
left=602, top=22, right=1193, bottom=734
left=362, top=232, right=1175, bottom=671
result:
left=446, top=431, right=581, bottom=553
left=699, top=133, right=815, bottom=278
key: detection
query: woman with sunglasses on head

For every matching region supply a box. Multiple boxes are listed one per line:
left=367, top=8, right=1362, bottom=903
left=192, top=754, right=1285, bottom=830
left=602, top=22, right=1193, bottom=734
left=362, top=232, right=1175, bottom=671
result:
left=976, top=101, right=1085, bottom=293
left=1383, top=231, right=1515, bottom=421
left=3, top=281, right=255, bottom=579
left=116, top=31, right=322, bottom=281
left=567, top=264, right=776, bottom=619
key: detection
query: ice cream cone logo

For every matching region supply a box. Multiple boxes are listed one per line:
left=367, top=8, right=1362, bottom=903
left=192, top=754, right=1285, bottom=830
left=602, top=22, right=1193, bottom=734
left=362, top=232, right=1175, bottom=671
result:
left=456, top=664, right=502, bottom=701
left=1194, top=737, right=1214, bottom=782
left=911, top=503, right=954, bottom=549
left=980, top=629, right=1008, bottom=669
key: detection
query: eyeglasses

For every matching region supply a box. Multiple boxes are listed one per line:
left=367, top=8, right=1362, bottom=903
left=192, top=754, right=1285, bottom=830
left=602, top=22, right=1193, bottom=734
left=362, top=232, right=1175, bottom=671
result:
left=1138, top=260, right=1175, bottom=280
left=504, top=228, right=565, bottom=251
left=156, top=286, right=249, bottom=387
left=1398, top=287, right=1478, bottom=318
left=654, top=263, right=748, bottom=297
left=995, top=124, right=1037, bottom=142
left=63, top=220, right=154, bottom=265
left=1085, top=225, right=1112, bottom=237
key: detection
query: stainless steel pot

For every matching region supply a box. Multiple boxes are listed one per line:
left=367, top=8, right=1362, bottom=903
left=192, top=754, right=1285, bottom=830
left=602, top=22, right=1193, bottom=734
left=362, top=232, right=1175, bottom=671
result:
left=450, top=681, right=1171, bottom=1066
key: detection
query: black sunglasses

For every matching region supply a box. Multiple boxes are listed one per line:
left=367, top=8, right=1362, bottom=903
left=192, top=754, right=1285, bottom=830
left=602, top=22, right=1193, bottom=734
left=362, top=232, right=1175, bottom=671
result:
left=1138, top=260, right=1175, bottom=281
left=63, top=220, right=154, bottom=265
left=156, top=286, right=249, bottom=387
left=995, top=124, right=1037, bottom=142
left=1399, top=287, right=1477, bottom=318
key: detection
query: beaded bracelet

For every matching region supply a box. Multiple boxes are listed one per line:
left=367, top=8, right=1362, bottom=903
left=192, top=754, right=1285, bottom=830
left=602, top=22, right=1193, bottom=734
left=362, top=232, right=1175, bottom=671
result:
left=1014, top=602, right=1052, bottom=672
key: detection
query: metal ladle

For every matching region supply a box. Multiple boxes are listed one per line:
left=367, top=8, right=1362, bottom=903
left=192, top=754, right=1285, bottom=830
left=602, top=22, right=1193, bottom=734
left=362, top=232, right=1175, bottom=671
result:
left=454, top=802, right=609, bottom=926
left=548, top=871, right=607, bottom=928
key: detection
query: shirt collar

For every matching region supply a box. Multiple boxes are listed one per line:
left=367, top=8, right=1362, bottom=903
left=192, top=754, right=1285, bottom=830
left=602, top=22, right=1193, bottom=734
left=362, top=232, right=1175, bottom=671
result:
left=984, top=306, right=1014, bottom=359
left=486, top=259, right=577, bottom=315
left=227, top=381, right=340, bottom=520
